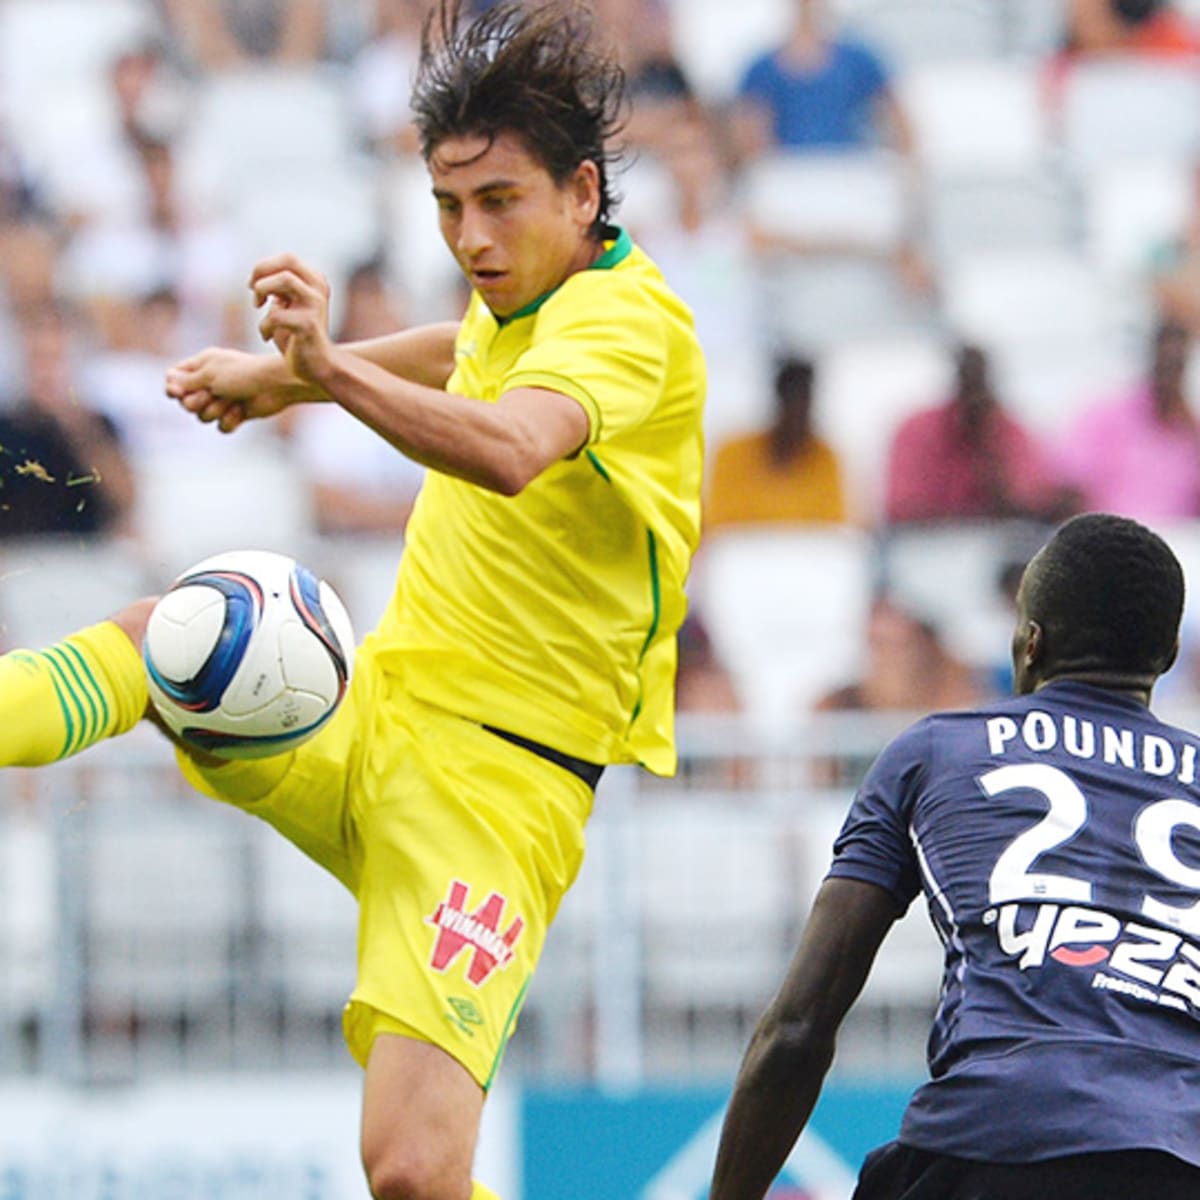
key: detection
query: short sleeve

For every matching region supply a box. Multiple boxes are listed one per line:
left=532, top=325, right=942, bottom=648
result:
left=844, top=39, right=891, bottom=97
left=502, top=271, right=670, bottom=446
left=826, top=720, right=930, bottom=909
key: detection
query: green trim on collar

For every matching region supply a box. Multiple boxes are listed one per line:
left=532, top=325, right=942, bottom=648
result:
left=591, top=225, right=633, bottom=270
left=495, top=226, right=631, bottom=325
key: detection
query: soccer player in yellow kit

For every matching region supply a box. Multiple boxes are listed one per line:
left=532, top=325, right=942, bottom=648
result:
left=0, top=3, right=704, bottom=1198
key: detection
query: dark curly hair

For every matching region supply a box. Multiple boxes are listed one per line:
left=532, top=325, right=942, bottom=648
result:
left=1024, top=512, right=1184, bottom=677
left=411, top=0, right=626, bottom=237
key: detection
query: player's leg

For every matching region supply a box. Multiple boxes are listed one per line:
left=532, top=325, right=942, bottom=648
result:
left=176, top=648, right=375, bottom=893
left=0, top=598, right=156, bottom=768
left=360, top=1033, right=487, bottom=1200
left=347, top=696, right=594, bottom=1200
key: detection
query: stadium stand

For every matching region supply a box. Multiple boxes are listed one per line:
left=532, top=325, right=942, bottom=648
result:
left=4, top=0, right=1200, bottom=1102
left=691, top=524, right=875, bottom=724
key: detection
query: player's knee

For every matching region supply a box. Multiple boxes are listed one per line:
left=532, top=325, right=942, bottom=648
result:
left=110, top=595, right=160, bottom=652
left=363, top=1141, right=472, bottom=1200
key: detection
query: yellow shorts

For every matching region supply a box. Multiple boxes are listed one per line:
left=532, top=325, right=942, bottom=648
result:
left=177, top=647, right=595, bottom=1088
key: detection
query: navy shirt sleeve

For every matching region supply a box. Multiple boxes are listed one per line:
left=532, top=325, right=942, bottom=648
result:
left=827, top=718, right=931, bottom=911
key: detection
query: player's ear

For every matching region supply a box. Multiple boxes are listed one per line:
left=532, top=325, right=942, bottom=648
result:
left=1019, top=619, right=1044, bottom=672
left=568, top=159, right=601, bottom=229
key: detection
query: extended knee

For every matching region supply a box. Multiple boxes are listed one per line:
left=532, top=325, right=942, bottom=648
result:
left=363, top=1143, right=472, bottom=1200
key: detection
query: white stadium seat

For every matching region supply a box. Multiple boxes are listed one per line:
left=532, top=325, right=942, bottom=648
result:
left=665, top=0, right=791, bottom=104
left=843, top=0, right=1005, bottom=66
left=741, top=151, right=931, bottom=348
left=901, top=60, right=1050, bottom=178
left=6, top=78, right=146, bottom=224
left=0, top=809, right=56, bottom=1021
left=79, top=812, right=246, bottom=1014
left=1058, top=60, right=1200, bottom=174
left=382, top=159, right=468, bottom=322
left=941, top=247, right=1111, bottom=359
left=925, top=172, right=1076, bottom=265
left=815, top=335, right=954, bottom=522
left=0, top=540, right=152, bottom=653
left=0, top=0, right=154, bottom=130
left=1083, top=160, right=1193, bottom=281
left=994, top=0, right=1068, bottom=56
left=636, top=798, right=797, bottom=1008
left=255, top=831, right=357, bottom=1011
left=691, top=525, right=875, bottom=723
left=179, top=65, right=357, bottom=182
left=743, top=150, right=911, bottom=252
left=877, top=519, right=1045, bottom=668
left=989, top=342, right=1142, bottom=440
left=229, top=160, right=385, bottom=297
left=132, top=437, right=316, bottom=580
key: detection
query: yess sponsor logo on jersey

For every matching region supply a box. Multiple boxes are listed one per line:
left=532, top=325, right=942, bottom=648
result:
left=973, top=761, right=1200, bottom=1016
left=427, top=879, right=525, bottom=986
left=987, top=901, right=1200, bottom=1014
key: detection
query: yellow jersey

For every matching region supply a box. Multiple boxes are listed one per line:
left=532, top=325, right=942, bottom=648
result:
left=366, top=228, right=705, bottom=775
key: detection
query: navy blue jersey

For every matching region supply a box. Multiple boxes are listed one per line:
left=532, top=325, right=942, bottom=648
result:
left=829, top=680, right=1200, bottom=1166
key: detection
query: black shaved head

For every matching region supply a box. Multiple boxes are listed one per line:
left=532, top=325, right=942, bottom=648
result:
left=1017, top=513, right=1184, bottom=689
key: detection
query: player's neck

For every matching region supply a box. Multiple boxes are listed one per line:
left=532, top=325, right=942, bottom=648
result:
left=1036, top=670, right=1155, bottom=708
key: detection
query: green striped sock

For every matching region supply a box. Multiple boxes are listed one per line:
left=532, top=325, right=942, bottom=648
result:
left=1, top=621, right=146, bottom=767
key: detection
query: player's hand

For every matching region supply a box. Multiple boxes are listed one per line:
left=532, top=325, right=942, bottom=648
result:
left=165, top=347, right=311, bottom=434
left=251, top=254, right=337, bottom=387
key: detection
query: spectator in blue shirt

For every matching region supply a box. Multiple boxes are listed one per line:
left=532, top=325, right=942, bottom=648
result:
left=730, top=0, right=914, bottom=162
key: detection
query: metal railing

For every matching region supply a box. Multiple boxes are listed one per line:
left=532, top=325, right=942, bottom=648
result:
left=0, top=713, right=949, bottom=1087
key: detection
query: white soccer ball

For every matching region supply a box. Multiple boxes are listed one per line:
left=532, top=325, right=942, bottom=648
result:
left=143, top=549, right=355, bottom=760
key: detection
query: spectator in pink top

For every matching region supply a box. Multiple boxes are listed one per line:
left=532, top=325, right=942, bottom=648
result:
left=884, top=344, right=1075, bottom=525
left=1057, top=320, right=1200, bottom=521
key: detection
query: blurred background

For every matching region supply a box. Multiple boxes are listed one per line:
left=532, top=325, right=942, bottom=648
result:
left=4, top=0, right=1200, bottom=1195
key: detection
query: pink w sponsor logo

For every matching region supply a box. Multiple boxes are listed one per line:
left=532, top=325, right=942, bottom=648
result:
left=427, top=879, right=525, bottom=986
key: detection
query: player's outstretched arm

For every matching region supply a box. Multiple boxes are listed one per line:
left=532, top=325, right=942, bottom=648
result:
left=166, top=253, right=459, bottom=435
left=165, top=346, right=318, bottom=432
left=254, top=255, right=588, bottom=493
left=709, top=878, right=900, bottom=1200
left=340, top=321, right=460, bottom=392
left=248, top=254, right=458, bottom=394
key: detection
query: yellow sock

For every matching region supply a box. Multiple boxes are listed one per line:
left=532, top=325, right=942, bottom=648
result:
left=471, top=1185, right=501, bottom=1200
left=0, top=621, right=147, bottom=766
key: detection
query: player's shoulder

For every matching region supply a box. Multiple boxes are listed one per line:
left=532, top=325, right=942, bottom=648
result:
left=549, top=235, right=695, bottom=337
left=913, top=690, right=1068, bottom=746
left=877, top=695, right=1026, bottom=770
left=869, top=712, right=942, bottom=782
left=558, top=234, right=673, bottom=301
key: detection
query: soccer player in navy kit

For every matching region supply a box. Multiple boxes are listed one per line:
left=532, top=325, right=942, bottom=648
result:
left=710, top=512, right=1200, bottom=1200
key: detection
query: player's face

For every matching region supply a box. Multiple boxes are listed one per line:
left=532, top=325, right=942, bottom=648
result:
left=429, top=132, right=602, bottom=318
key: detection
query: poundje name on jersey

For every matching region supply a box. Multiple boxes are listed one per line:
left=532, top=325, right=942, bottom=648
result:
left=986, top=710, right=1200, bottom=784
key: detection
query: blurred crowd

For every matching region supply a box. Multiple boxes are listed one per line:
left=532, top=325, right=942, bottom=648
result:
left=4, top=0, right=1200, bottom=750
